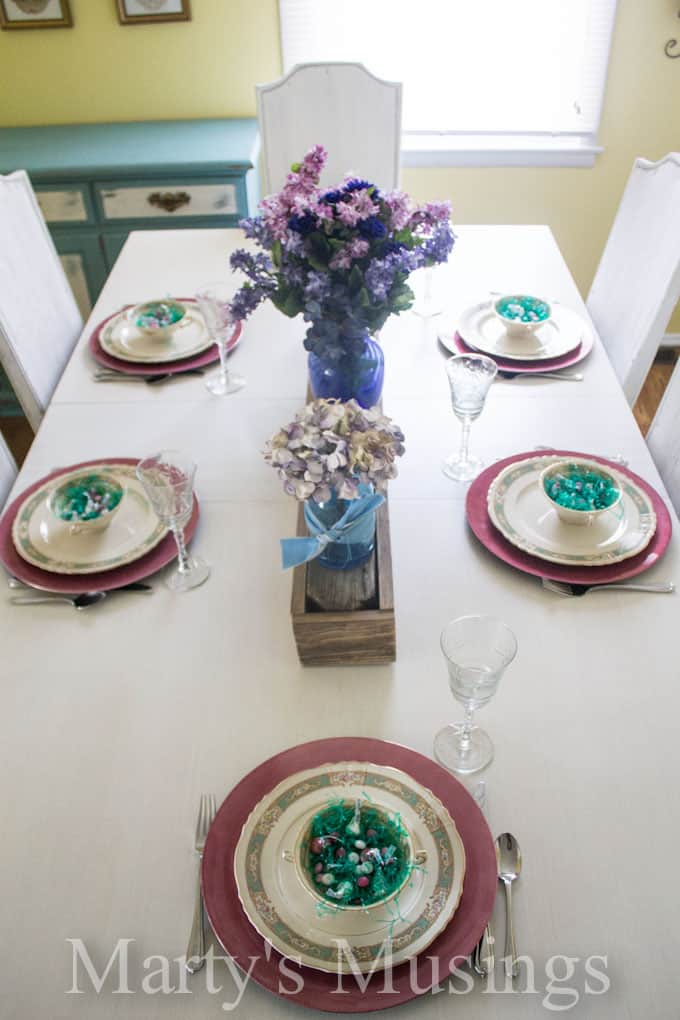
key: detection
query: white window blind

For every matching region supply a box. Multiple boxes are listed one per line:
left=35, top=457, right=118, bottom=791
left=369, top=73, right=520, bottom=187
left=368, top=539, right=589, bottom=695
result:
left=279, top=0, right=617, bottom=145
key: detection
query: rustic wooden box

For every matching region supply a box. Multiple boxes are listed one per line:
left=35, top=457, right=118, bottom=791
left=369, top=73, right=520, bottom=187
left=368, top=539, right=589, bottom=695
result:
left=290, top=498, right=396, bottom=666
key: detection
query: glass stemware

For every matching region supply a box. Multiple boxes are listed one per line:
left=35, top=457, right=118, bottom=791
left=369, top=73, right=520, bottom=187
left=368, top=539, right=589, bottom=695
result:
left=136, top=451, right=210, bottom=592
left=442, top=354, right=497, bottom=482
left=411, top=266, right=444, bottom=319
left=434, top=615, right=517, bottom=775
left=195, top=281, right=245, bottom=396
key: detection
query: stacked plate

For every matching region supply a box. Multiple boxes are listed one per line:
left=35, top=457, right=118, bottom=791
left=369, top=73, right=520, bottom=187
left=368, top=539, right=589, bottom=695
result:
left=89, top=299, right=241, bottom=377
left=467, top=450, right=672, bottom=585
left=439, top=296, right=593, bottom=375
left=202, top=737, right=497, bottom=1013
left=0, top=458, right=199, bottom=593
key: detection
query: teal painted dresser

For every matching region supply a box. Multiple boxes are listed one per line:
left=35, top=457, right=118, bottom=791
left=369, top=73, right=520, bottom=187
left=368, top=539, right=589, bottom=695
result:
left=0, top=118, right=260, bottom=414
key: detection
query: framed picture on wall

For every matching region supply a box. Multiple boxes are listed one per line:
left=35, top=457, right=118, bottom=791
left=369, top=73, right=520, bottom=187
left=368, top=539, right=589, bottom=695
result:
left=116, top=0, right=191, bottom=24
left=0, top=0, right=72, bottom=29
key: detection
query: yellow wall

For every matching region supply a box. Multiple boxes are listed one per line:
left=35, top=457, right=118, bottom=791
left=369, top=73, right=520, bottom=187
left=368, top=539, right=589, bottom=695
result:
left=2, top=0, right=679, bottom=327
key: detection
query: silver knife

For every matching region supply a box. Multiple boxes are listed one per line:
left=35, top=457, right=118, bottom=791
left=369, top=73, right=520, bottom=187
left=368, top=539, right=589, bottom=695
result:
left=473, top=780, right=496, bottom=978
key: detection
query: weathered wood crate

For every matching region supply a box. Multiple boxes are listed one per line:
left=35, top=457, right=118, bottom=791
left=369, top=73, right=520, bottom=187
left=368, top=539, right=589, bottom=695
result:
left=290, top=498, right=396, bottom=666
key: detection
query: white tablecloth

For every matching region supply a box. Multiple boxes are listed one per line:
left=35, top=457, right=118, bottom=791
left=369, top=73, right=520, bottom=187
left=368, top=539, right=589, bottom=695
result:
left=2, top=226, right=677, bottom=1019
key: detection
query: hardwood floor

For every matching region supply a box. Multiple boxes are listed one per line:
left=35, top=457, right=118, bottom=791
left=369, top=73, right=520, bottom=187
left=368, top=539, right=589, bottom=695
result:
left=0, top=415, right=33, bottom=466
left=633, top=349, right=679, bottom=436
left=1, top=351, right=678, bottom=468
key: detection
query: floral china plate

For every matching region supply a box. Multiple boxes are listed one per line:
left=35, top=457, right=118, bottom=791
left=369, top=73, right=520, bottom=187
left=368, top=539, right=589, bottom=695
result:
left=12, top=463, right=167, bottom=574
left=456, top=299, right=585, bottom=361
left=98, top=303, right=213, bottom=364
left=487, top=455, right=657, bottom=567
left=233, top=761, right=465, bottom=974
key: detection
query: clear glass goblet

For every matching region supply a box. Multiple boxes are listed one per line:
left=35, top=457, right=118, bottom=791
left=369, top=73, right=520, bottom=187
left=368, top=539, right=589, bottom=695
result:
left=442, top=354, right=497, bottom=482
left=411, top=266, right=444, bottom=319
left=195, top=282, right=245, bottom=396
left=434, top=615, right=517, bottom=775
left=136, top=451, right=211, bottom=593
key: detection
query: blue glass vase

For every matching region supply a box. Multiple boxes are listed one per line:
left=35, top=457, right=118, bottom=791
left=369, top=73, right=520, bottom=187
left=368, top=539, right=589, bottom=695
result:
left=308, top=333, right=384, bottom=408
left=303, top=489, right=377, bottom=570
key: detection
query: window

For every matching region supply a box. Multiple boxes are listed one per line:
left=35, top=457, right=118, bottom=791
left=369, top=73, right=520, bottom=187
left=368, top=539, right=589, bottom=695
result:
left=278, top=0, right=618, bottom=167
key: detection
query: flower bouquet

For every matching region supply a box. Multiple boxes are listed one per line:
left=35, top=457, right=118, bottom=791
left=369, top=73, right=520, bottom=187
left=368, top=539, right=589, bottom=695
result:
left=264, top=398, right=405, bottom=570
left=230, top=145, right=454, bottom=406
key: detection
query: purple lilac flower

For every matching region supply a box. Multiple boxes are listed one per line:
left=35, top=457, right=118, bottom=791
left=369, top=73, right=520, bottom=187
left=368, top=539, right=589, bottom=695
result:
left=383, top=191, right=412, bottom=231
left=230, top=250, right=273, bottom=279
left=304, top=271, right=332, bottom=302
left=336, top=189, right=379, bottom=227
left=230, top=283, right=270, bottom=320
left=420, top=220, right=456, bottom=264
left=365, top=249, right=420, bottom=301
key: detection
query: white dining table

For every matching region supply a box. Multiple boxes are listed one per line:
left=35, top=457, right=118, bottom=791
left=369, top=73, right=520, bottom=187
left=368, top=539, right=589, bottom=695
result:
left=2, top=226, right=678, bottom=1020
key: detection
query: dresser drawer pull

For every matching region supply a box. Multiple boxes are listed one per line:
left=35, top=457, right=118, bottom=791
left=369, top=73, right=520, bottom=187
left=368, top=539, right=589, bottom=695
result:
left=147, top=191, right=191, bottom=213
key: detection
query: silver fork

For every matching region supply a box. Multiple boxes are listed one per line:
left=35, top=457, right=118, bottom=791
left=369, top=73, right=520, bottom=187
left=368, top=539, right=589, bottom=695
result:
left=185, top=793, right=217, bottom=974
left=542, top=577, right=675, bottom=597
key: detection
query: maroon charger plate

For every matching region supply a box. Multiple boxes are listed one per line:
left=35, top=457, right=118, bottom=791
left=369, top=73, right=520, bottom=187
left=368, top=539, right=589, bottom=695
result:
left=88, top=299, right=242, bottom=375
left=447, top=328, right=593, bottom=373
left=202, top=736, right=497, bottom=1014
left=467, top=449, right=673, bottom=584
left=0, top=457, right=199, bottom=593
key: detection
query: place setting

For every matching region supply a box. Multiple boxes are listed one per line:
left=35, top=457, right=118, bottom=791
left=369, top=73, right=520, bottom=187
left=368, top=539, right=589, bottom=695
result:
left=0, top=449, right=210, bottom=605
left=199, top=735, right=498, bottom=1012
left=89, top=284, right=245, bottom=393
left=466, top=447, right=674, bottom=594
left=438, top=292, right=594, bottom=381
left=183, top=614, right=524, bottom=1010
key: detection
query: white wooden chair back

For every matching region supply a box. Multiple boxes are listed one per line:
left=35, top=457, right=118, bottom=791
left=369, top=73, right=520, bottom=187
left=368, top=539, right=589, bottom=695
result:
left=0, top=170, right=82, bottom=431
left=257, top=62, right=402, bottom=194
left=0, top=430, right=17, bottom=511
left=587, top=153, right=680, bottom=406
left=647, top=357, right=680, bottom=515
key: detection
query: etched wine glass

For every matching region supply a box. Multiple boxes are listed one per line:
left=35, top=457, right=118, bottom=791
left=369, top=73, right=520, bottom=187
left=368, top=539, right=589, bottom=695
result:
left=195, top=282, right=245, bottom=396
left=434, top=615, right=517, bottom=775
left=442, top=354, right=497, bottom=482
left=136, top=451, right=210, bottom=592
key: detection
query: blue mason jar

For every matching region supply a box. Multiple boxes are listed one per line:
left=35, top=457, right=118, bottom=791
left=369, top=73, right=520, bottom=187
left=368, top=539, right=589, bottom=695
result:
left=308, top=332, right=384, bottom=408
left=303, top=488, right=377, bottom=570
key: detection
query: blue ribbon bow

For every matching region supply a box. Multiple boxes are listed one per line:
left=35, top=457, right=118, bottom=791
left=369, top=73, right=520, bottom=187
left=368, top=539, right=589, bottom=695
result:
left=281, top=490, right=385, bottom=569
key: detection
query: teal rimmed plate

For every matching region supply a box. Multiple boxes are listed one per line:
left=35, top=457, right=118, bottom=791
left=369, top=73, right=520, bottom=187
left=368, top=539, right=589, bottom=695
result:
left=11, top=463, right=167, bottom=575
left=487, top=454, right=656, bottom=567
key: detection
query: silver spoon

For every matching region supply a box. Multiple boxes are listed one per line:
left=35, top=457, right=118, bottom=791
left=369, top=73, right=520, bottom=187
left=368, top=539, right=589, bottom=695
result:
left=10, top=591, right=107, bottom=610
left=496, top=832, right=521, bottom=978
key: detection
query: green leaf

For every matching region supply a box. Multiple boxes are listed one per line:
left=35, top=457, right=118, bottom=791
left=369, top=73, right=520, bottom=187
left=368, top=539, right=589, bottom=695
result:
left=348, top=264, right=364, bottom=295
left=308, top=232, right=331, bottom=266
left=281, top=291, right=304, bottom=317
left=271, top=239, right=282, bottom=269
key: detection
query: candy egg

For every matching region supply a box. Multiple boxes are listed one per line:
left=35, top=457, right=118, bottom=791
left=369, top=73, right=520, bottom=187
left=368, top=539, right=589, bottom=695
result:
left=310, top=837, right=325, bottom=855
left=319, top=872, right=335, bottom=886
left=354, top=839, right=366, bottom=850
left=347, top=852, right=360, bottom=865
left=357, top=876, right=370, bottom=888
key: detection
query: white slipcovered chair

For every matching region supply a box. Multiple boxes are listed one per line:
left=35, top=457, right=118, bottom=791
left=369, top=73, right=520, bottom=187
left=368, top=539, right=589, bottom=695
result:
left=256, top=62, right=402, bottom=194
left=0, top=170, right=82, bottom=432
left=646, top=356, right=680, bottom=515
left=0, top=430, right=17, bottom=511
left=587, top=153, right=680, bottom=406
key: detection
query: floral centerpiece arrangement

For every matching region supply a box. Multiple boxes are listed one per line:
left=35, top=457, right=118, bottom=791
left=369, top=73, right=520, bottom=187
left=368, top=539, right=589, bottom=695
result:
left=230, top=145, right=454, bottom=407
left=264, top=398, right=405, bottom=570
